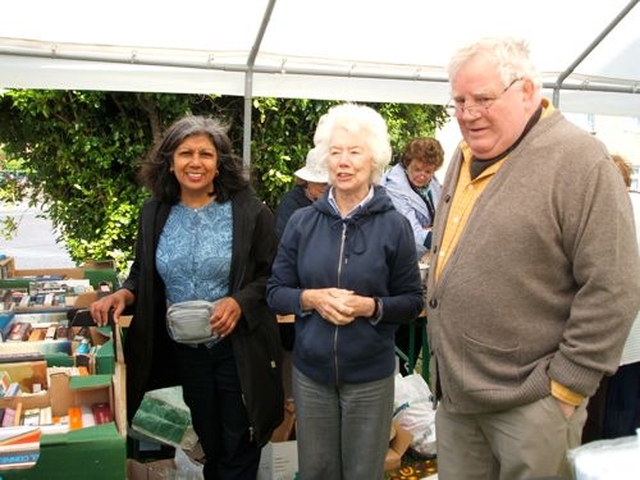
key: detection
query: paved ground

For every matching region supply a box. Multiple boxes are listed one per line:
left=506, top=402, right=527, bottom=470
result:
left=0, top=200, right=75, bottom=269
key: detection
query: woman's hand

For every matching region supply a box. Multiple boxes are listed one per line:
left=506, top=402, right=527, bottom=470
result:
left=301, top=288, right=375, bottom=326
left=89, top=289, right=134, bottom=326
left=209, top=297, right=242, bottom=337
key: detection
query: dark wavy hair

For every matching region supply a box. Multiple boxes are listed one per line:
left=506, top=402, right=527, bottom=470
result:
left=401, top=137, right=445, bottom=170
left=138, top=115, right=249, bottom=204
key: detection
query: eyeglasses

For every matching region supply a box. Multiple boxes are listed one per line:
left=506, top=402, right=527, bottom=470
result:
left=448, top=77, right=523, bottom=116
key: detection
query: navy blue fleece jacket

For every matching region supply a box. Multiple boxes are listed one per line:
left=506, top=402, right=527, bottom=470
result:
left=267, top=185, right=424, bottom=385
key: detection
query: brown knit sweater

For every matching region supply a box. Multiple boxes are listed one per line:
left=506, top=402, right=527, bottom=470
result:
left=426, top=109, right=640, bottom=414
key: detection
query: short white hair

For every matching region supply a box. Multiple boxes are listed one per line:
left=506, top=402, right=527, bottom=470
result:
left=448, top=37, right=542, bottom=90
left=313, top=103, right=392, bottom=185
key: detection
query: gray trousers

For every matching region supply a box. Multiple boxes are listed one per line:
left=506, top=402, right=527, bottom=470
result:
left=435, top=395, right=587, bottom=480
left=292, top=366, right=394, bottom=480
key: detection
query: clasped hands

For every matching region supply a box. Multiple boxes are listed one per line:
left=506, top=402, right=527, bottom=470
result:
left=301, top=287, right=376, bottom=326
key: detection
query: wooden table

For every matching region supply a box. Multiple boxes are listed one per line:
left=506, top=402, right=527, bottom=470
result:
left=277, top=314, right=295, bottom=324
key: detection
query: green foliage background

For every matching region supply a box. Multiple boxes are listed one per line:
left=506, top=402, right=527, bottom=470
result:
left=0, top=91, right=447, bottom=271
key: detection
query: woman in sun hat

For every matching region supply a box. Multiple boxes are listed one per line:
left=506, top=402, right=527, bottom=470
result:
left=274, top=147, right=329, bottom=237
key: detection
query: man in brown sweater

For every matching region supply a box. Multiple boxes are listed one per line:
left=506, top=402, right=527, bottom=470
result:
left=426, top=37, right=640, bottom=480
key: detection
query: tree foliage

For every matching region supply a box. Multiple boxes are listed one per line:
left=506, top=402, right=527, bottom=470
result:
left=0, top=91, right=447, bottom=271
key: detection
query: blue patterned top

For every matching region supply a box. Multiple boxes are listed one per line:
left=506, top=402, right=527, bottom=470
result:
left=157, top=200, right=233, bottom=304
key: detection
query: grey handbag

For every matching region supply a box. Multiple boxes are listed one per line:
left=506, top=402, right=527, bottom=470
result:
left=166, top=300, right=222, bottom=345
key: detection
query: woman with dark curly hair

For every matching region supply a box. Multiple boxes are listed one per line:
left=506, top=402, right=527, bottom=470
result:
left=90, top=115, right=284, bottom=479
left=381, top=137, right=445, bottom=258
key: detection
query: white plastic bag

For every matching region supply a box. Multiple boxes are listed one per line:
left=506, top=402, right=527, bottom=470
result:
left=131, top=386, right=199, bottom=450
left=174, top=447, right=204, bottom=480
left=393, top=373, right=437, bottom=456
left=568, top=431, right=640, bottom=480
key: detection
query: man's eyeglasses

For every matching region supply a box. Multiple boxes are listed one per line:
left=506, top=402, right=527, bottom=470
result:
left=448, top=77, right=523, bottom=116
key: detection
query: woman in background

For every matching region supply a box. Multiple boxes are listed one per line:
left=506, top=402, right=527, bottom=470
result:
left=381, top=137, right=444, bottom=375
left=381, top=137, right=444, bottom=257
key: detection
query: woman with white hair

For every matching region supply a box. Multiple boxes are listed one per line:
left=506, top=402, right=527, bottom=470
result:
left=267, top=103, right=424, bottom=479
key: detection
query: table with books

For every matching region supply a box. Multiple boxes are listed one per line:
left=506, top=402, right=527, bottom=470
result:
left=0, top=260, right=126, bottom=479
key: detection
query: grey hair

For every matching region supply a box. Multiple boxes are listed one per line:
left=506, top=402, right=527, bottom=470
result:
left=448, top=37, right=542, bottom=90
left=313, top=103, right=392, bottom=185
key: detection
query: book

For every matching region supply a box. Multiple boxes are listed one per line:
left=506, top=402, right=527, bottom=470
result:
left=92, top=402, right=112, bottom=425
left=0, top=371, right=11, bottom=396
left=0, top=306, right=15, bottom=336
left=6, top=322, right=32, bottom=342
left=0, top=448, right=40, bottom=470
left=0, top=426, right=41, bottom=446
left=27, top=328, right=46, bottom=342
left=4, top=382, right=20, bottom=398
left=0, top=352, right=45, bottom=364
left=0, top=427, right=41, bottom=470
left=81, top=405, right=95, bottom=428
left=39, top=406, right=52, bottom=425
left=44, top=325, right=57, bottom=340
left=21, top=408, right=40, bottom=427
left=55, top=324, right=69, bottom=340
left=18, top=295, right=31, bottom=308
left=1, top=408, right=15, bottom=428
left=13, top=401, right=23, bottom=426
left=68, top=406, right=82, bottom=430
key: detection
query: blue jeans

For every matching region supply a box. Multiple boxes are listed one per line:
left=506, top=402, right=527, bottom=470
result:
left=292, top=366, right=394, bottom=480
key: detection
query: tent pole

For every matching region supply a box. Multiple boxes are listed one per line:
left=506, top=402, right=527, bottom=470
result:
left=553, top=0, right=639, bottom=107
left=242, top=0, right=277, bottom=171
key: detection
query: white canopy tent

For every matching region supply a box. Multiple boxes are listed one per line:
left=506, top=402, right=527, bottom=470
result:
left=1, top=0, right=639, bottom=161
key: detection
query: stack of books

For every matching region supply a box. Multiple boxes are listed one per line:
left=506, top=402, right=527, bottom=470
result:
left=0, top=278, right=92, bottom=312
left=0, top=425, right=41, bottom=470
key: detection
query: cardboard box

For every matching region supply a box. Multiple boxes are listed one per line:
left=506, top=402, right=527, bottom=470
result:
left=0, top=257, right=16, bottom=279
left=12, top=261, right=118, bottom=291
left=258, top=398, right=298, bottom=479
left=0, top=319, right=117, bottom=376
left=0, top=327, right=127, bottom=478
left=0, top=371, right=127, bottom=478
left=0, top=359, right=48, bottom=395
left=127, top=458, right=177, bottom=480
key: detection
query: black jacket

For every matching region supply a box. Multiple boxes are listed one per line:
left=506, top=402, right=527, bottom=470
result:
left=122, top=189, right=284, bottom=447
left=274, top=184, right=312, bottom=237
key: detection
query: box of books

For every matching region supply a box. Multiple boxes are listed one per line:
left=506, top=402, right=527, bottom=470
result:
left=0, top=278, right=94, bottom=313
left=0, top=326, right=126, bottom=478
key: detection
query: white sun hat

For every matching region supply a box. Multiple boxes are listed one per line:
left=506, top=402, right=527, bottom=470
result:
left=294, top=148, right=329, bottom=183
